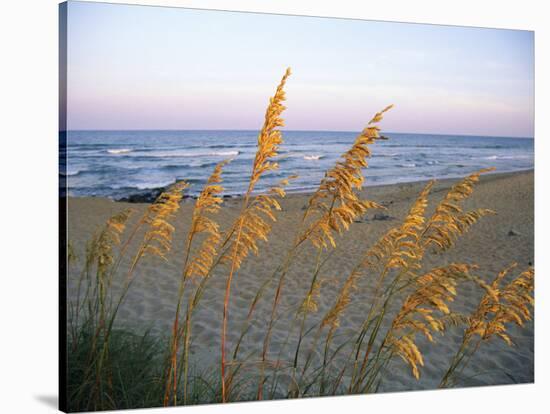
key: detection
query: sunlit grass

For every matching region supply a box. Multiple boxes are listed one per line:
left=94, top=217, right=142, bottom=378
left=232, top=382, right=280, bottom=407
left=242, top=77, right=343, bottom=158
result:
left=66, top=68, right=534, bottom=411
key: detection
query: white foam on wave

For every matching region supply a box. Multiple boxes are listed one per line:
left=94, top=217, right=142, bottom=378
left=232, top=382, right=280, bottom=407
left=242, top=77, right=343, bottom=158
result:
left=303, top=154, right=323, bottom=161
left=483, top=154, right=531, bottom=160
left=400, top=163, right=416, bottom=168
left=142, top=150, right=240, bottom=158
left=208, top=150, right=239, bottom=157
left=61, top=169, right=82, bottom=176
left=134, top=181, right=175, bottom=190
left=107, top=148, right=133, bottom=154
left=109, top=181, right=175, bottom=190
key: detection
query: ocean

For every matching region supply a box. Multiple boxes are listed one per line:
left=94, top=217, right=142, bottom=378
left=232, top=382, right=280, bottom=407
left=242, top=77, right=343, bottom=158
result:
left=61, top=130, right=534, bottom=199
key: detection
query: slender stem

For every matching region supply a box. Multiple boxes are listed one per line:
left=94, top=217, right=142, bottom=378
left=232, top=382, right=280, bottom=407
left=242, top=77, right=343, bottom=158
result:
left=298, top=326, right=323, bottom=392
left=182, top=304, right=193, bottom=403
left=440, top=335, right=478, bottom=388
left=319, top=327, right=334, bottom=395
left=353, top=271, right=402, bottom=392
left=221, top=258, right=237, bottom=402
left=289, top=247, right=324, bottom=393
left=256, top=248, right=301, bottom=399
left=221, top=188, right=252, bottom=401
left=175, top=247, right=228, bottom=406
left=164, top=210, right=199, bottom=406
left=267, top=315, right=298, bottom=399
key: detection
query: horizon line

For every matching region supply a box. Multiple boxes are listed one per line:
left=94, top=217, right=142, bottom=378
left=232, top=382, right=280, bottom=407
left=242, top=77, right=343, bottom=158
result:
left=61, top=128, right=534, bottom=139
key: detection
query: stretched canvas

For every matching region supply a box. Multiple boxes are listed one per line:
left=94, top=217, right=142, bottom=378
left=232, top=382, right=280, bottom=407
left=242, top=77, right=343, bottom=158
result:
left=59, top=1, right=535, bottom=412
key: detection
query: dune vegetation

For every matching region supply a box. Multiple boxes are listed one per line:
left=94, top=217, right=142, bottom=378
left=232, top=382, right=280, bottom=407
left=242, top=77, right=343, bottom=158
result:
left=66, top=68, right=534, bottom=412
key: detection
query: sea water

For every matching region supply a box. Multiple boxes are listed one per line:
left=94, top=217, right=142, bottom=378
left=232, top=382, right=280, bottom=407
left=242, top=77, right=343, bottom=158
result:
left=62, top=130, right=534, bottom=198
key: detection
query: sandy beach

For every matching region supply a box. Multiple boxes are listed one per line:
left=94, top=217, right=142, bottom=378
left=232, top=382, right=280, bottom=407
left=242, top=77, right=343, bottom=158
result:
left=66, top=169, right=534, bottom=394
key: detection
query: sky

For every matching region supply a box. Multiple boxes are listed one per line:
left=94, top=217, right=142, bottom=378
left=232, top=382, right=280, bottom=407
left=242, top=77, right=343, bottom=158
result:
left=65, top=1, right=534, bottom=137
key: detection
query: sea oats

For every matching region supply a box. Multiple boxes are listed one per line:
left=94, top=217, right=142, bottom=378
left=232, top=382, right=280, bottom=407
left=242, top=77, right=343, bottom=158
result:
left=184, top=160, right=229, bottom=280
left=220, top=68, right=292, bottom=402
left=140, top=181, right=189, bottom=261
left=164, top=161, right=229, bottom=406
left=96, top=208, right=135, bottom=278
left=423, top=168, right=496, bottom=251
left=300, top=106, right=393, bottom=249
left=67, top=68, right=534, bottom=409
left=440, top=264, right=534, bottom=387
left=386, top=264, right=475, bottom=379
